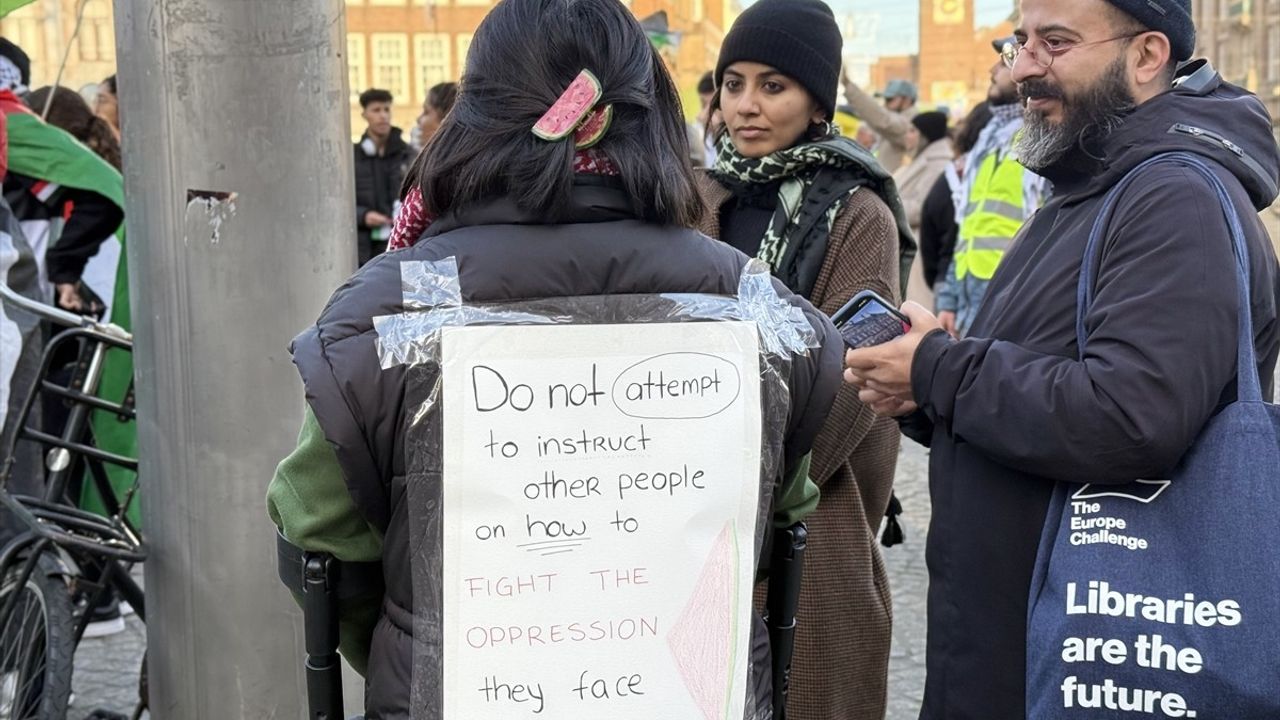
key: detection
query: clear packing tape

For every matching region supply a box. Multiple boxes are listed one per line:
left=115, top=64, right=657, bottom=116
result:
left=374, top=258, right=818, bottom=370
left=377, top=256, right=815, bottom=720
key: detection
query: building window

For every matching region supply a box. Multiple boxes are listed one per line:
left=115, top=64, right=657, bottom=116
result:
left=414, top=34, right=451, bottom=102
left=77, top=0, right=115, bottom=62
left=371, top=33, right=410, bottom=102
left=348, top=34, right=368, bottom=99
left=0, top=16, right=43, bottom=66
left=455, top=34, right=473, bottom=75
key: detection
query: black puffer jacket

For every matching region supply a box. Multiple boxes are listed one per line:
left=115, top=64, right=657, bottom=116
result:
left=291, top=177, right=843, bottom=719
left=910, top=61, right=1280, bottom=719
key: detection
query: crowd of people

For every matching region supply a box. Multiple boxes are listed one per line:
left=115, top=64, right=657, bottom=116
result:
left=274, top=0, right=1279, bottom=719
left=2, top=0, right=1277, bottom=716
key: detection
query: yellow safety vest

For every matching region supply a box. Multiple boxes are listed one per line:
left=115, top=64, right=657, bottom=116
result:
left=955, top=148, right=1028, bottom=281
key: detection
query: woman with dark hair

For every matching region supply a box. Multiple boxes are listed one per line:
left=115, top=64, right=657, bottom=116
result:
left=695, top=1, right=914, bottom=718
left=269, top=0, right=843, bottom=715
left=93, top=74, right=119, bottom=140
left=416, top=80, right=457, bottom=148
left=27, top=85, right=123, bottom=171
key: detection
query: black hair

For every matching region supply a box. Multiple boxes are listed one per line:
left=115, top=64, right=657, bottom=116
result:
left=426, top=82, right=458, bottom=114
left=405, top=0, right=701, bottom=227
left=696, top=71, right=715, bottom=96
left=359, top=88, right=393, bottom=108
left=102, top=74, right=117, bottom=95
left=954, top=101, right=993, bottom=155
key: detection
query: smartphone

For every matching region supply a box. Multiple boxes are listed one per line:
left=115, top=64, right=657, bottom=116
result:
left=831, top=290, right=911, bottom=349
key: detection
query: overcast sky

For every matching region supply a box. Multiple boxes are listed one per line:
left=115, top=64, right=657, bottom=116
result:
left=743, top=0, right=1018, bottom=57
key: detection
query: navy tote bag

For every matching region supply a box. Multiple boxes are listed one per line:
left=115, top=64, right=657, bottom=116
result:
left=1026, top=152, right=1280, bottom=719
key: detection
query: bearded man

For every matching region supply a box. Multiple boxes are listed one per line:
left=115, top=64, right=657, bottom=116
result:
left=843, top=0, right=1280, bottom=716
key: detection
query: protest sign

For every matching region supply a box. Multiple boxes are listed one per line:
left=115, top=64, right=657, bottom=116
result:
left=440, top=321, right=764, bottom=719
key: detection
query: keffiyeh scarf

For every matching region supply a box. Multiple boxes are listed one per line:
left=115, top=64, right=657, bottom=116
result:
left=710, top=132, right=866, bottom=297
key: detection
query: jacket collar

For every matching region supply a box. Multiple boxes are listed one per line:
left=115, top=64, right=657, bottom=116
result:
left=423, top=175, right=637, bottom=238
left=695, top=171, right=734, bottom=239
left=360, top=127, right=409, bottom=157
left=919, top=138, right=954, bottom=161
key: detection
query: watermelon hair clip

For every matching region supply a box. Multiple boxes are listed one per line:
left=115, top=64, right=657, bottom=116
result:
left=532, top=69, right=614, bottom=149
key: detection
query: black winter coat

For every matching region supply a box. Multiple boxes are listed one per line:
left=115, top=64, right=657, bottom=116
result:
left=910, top=62, right=1280, bottom=719
left=291, top=177, right=844, bottom=719
left=918, top=171, right=957, bottom=290
left=353, top=127, right=413, bottom=263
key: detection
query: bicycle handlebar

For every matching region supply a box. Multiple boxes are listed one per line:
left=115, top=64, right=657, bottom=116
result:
left=0, top=281, right=132, bottom=341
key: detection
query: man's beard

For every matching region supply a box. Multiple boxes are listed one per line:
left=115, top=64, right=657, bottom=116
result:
left=989, top=80, right=1018, bottom=106
left=1015, top=56, right=1136, bottom=172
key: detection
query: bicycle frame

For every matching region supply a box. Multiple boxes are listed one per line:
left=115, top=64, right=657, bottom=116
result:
left=0, top=283, right=145, bottom=639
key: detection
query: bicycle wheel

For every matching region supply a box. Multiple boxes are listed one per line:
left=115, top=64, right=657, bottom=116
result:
left=0, top=555, right=74, bottom=720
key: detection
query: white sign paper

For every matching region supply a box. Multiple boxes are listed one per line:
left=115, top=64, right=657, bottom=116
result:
left=441, top=322, right=763, bottom=719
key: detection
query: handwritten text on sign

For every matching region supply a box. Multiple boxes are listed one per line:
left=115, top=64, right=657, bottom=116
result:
left=441, top=322, right=763, bottom=719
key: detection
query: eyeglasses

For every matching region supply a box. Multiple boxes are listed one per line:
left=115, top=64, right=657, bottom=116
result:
left=1001, top=32, right=1144, bottom=70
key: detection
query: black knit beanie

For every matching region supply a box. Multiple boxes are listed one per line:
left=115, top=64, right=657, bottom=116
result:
left=911, top=112, right=949, bottom=146
left=714, top=0, right=843, bottom=120
left=0, top=38, right=31, bottom=87
left=1104, top=0, right=1195, bottom=60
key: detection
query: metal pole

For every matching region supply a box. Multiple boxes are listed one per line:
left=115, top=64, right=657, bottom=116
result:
left=112, top=0, right=357, bottom=716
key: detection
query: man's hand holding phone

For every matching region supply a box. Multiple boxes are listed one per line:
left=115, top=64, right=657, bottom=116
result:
left=831, top=290, right=914, bottom=350
left=841, top=300, right=943, bottom=417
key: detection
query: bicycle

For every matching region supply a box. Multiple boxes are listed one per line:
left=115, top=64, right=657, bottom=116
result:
left=0, top=282, right=146, bottom=720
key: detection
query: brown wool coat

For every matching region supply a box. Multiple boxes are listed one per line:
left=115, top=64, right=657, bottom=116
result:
left=697, top=175, right=902, bottom=720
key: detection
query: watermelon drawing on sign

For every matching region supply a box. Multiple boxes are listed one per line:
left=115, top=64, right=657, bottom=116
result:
left=667, top=522, right=740, bottom=720
left=532, top=69, right=604, bottom=141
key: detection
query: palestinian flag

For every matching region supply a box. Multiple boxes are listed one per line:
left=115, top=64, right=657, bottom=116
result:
left=1, top=90, right=138, bottom=526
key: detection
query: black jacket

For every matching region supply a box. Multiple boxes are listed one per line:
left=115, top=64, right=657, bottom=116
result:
left=918, top=172, right=957, bottom=290
left=2, top=171, right=123, bottom=285
left=353, top=127, right=414, bottom=259
left=910, top=62, right=1280, bottom=719
left=291, top=177, right=844, bottom=719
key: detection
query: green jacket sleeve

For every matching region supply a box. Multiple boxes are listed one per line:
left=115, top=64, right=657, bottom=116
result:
left=267, top=405, right=384, bottom=675
left=773, top=452, right=819, bottom=528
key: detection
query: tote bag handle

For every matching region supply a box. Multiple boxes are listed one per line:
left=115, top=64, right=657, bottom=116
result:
left=1075, top=151, right=1262, bottom=402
